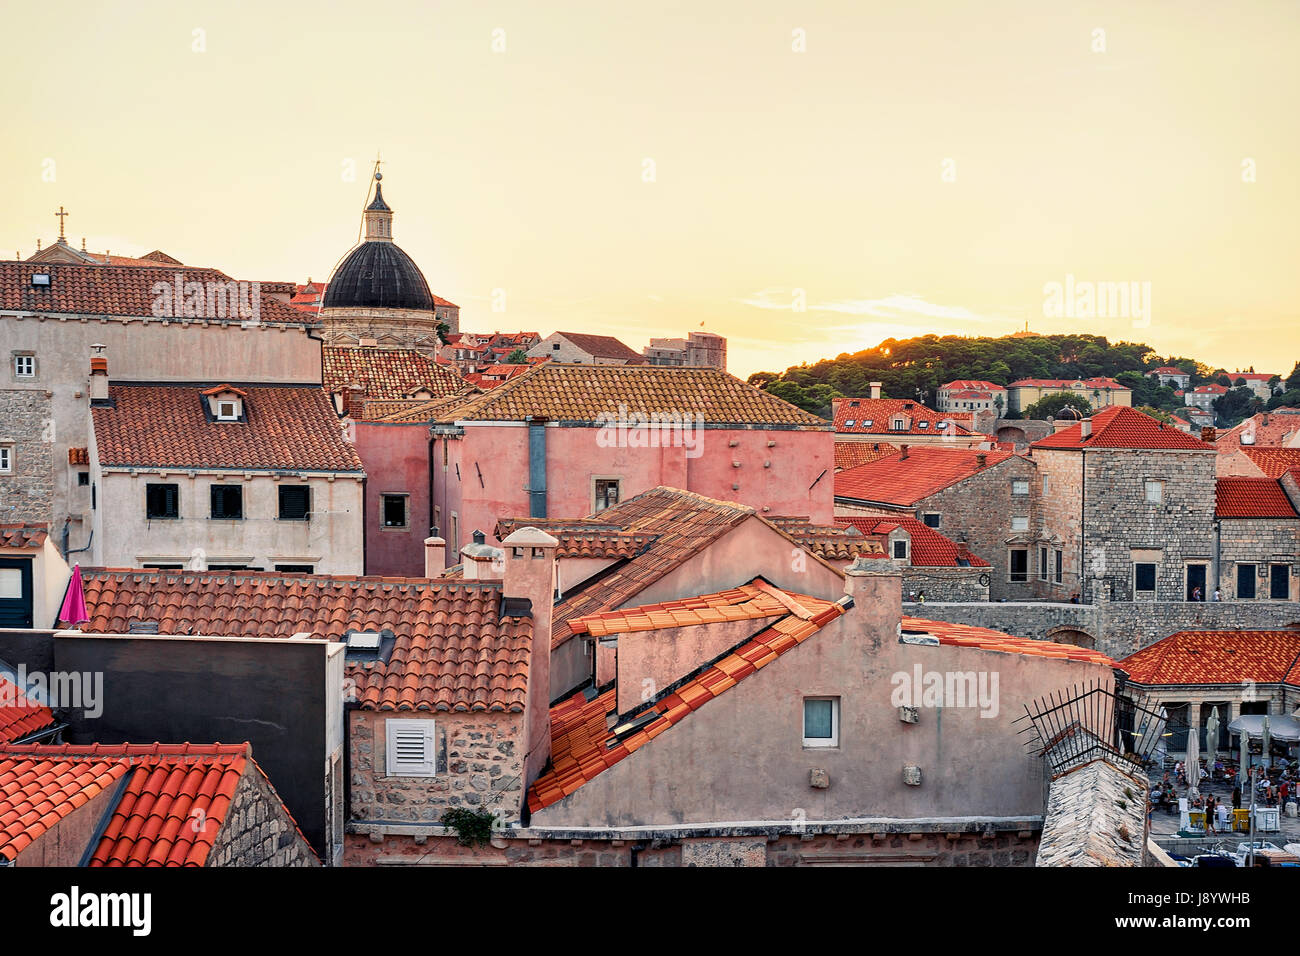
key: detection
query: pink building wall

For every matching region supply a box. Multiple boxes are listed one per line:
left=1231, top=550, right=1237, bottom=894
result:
left=432, top=424, right=833, bottom=566
left=353, top=421, right=432, bottom=577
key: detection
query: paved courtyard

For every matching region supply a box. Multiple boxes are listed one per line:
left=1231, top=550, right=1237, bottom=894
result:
left=1148, top=778, right=1300, bottom=857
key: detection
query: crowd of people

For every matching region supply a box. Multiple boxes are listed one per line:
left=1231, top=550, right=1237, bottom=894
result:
left=1147, top=755, right=1300, bottom=831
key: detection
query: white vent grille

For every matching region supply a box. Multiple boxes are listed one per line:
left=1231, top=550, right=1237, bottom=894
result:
left=385, top=719, right=437, bottom=776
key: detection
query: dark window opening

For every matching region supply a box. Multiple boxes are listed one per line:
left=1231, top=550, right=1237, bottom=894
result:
left=1009, top=549, right=1028, bottom=582
left=210, top=485, right=244, bottom=520
left=275, top=564, right=314, bottom=574
left=1054, top=549, right=1063, bottom=585
left=1237, top=564, right=1257, bottom=600
left=279, top=485, right=311, bottom=521
left=892, top=540, right=907, bottom=560
left=594, top=479, right=620, bottom=513
left=382, top=494, right=408, bottom=528
left=146, top=483, right=179, bottom=519
left=1135, top=563, right=1157, bottom=594
left=1270, top=564, right=1288, bottom=600
left=922, top=513, right=940, bottom=528
left=77, top=471, right=89, bottom=486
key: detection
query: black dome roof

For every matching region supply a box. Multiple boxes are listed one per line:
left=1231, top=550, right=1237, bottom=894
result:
left=323, top=241, right=435, bottom=312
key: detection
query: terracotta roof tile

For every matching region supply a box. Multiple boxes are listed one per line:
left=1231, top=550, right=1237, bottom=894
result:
left=567, top=580, right=834, bottom=637
left=1009, top=377, right=1127, bottom=390
left=0, top=523, right=48, bottom=550
left=1119, top=630, right=1300, bottom=686
left=0, top=678, right=57, bottom=744
left=323, top=346, right=469, bottom=402
left=438, top=364, right=827, bottom=427
left=833, top=397, right=973, bottom=436
left=0, top=261, right=310, bottom=324
left=1215, top=477, right=1299, bottom=518
left=79, top=569, right=531, bottom=713
left=835, top=446, right=1016, bottom=506
left=902, top=617, right=1115, bottom=666
left=550, top=332, right=644, bottom=362
left=1031, top=406, right=1212, bottom=451
left=0, top=747, right=128, bottom=862
left=835, top=516, right=991, bottom=567
left=834, top=441, right=899, bottom=470
left=1237, top=447, right=1300, bottom=478
left=91, top=384, right=364, bottom=472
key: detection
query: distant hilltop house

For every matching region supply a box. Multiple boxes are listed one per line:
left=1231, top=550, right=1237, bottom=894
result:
left=1006, top=377, right=1131, bottom=414
left=1232, top=372, right=1281, bottom=402
left=833, top=388, right=984, bottom=449
left=1146, top=366, right=1191, bottom=391
left=936, top=380, right=1006, bottom=414
left=1185, top=383, right=1227, bottom=411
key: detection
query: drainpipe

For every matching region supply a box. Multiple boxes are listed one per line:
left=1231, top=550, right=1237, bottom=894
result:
left=527, top=418, right=547, bottom=519
left=62, top=517, right=93, bottom=559
left=1079, top=450, right=1087, bottom=603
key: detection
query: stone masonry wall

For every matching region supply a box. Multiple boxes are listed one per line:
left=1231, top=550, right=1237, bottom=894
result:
left=1082, top=449, right=1218, bottom=603
left=0, top=390, right=54, bottom=525
left=349, top=710, right=527, bottom=827
left=208, top=763, right=320, bottom=867
left=1217, top=517, right=1300, bottom=600
left=903, top=566, right=988, bottom=602
left=915, top=455, right=1039, bottom=601
left=343, top=827, right=1038, bottom=866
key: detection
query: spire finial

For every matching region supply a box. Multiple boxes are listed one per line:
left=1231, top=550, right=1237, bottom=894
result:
left=55, top=205, right=69, bottom=240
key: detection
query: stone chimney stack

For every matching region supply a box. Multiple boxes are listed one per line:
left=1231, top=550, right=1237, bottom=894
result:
left=424, top=533, right=446, bottom=577
left=1080, top=418, right=1093, bottom=439
left=976, top=452, right=987, bottom=469
left=869, top=382, right=882, bottom=400
left=899, top=444, right=910, bottom=460
left=89, top=353, right=109, bottom=403
left=501, top=527, right=560, bottom=787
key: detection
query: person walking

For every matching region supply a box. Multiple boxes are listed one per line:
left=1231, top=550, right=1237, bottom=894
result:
left=1213, top=587, right=1222, bottom=601
left=1206, top=795, right=1217, bottom=834
left=1232, top=784, right=1242, bottom=810
left=1191, top=585, right=1203, bottom=602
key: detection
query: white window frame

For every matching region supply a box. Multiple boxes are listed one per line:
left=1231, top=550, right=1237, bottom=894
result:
left=802, top=697, right=840, bottom=748
left=0, top=445, right=10, bottom=472
left=216, top=399, right=240, bottom=421
left=385, top=718, right=437, bottom=776
left=1012, top=479, right=1030, bottom=496
left=1145, top=479, right=1163, bottom=504
left=13, top=355, right=35, bottom=378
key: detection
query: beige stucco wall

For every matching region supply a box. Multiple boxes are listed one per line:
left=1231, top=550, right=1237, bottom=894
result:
left=534, top=572, right=1114, bottom=828
left=90, top=469, right=364, bottom=573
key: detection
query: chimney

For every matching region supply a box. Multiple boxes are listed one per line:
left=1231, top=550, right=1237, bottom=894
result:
left=1080, top=418, right=1093, bottom=439
left=1262, top=413, right=1270, bottom=427
left=424, top=533, right=446, bottom=577
left=460, top=529, right=504, bottom=581
left=501, top=527, right=560, bottom=788
left=1201, top=426, right=1217, bottom=442
left=975, top=452, right=987, bottom=469
left=899, top=444, right=910, bottom=460
left=843, top=554, right=901, bottom=631
left=89, top=354, right=109, bottom=403
left=869, top=382, right=882, bottom=400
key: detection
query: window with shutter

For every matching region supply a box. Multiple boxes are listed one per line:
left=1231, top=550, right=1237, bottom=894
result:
left=385, top=718, right=437, bottom=776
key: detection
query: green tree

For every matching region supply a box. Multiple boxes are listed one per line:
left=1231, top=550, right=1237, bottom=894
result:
left=505, top=348, right=529, bottom=364
left=1213, top=387, right=1262, bottom=426
left=1023, top=392, right=1094, bottom=421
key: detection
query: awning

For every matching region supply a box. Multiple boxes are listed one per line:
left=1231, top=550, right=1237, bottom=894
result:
left=1228, top=714, right=1300, bottom=743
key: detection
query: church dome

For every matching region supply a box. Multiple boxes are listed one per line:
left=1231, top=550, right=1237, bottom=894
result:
left=322, top=241, right=434, bottom=312
left=322, top=173, right=435, bottom=313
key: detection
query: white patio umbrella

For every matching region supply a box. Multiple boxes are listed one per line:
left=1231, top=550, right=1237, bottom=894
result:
left=1206, top=706, right=1220, bottom=767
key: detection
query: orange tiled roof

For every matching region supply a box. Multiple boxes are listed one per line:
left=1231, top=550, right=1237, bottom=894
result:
left=834, top=446, right=1016, bottom=506
left=833, top=397, right=974, bottom=436
left=1031, top=406, right=1212, bottom=451
left=67, top=447, right=89, bottom=466
left=0, top=746, right=128, bottom=862
left=903, top=617, right=1115, bottom=666
left=766, top=516, right=891, bottom=561
left=527, top=598, right=849, bottom=812
left=834, top=440, right=899, bottom=470
left=567, top=579, right=834, bottom=637
left=89, top=743, right=249, bottom=866
left=1217, top=415, right=1300, bottom=451
left=0, top=523, right=48, bottom=550
left=493, top=520, right=653, bottom=560
left=1119, top=631, right=1300, bottom=686
left=359, top=389, right=479, bottom=423
left=80, top=569, right=531, bottom=713
left=437, top=364, right=828, bottom=427
left=0, top=261, right=311, bottom=324
left=0, top=678, right=57, bottom=744
left=836, top=515, right=992, bottom=567
left=91, top=384, right=364, bottom=472
left=1215, top=477, right=1298, bottom=518
left=323, top=345, right=469, bottom=402
left=1237, top=447, right=1300, bottom=478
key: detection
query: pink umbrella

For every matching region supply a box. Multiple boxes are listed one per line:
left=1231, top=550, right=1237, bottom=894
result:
left=59, top=564, right=90, bottom=628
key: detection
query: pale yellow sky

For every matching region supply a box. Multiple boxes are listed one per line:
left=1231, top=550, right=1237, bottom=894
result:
left=4, top=1, right=1297, bottom=378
